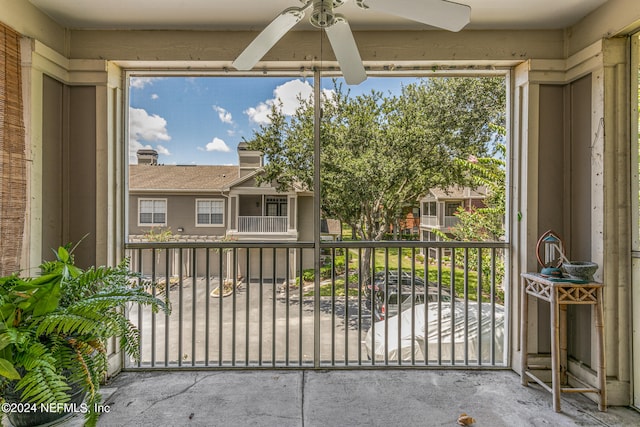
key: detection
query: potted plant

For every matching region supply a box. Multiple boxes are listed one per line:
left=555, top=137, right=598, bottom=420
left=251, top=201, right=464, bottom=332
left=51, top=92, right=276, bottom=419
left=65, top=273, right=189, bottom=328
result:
left=0, top=243, right=169, bottom=426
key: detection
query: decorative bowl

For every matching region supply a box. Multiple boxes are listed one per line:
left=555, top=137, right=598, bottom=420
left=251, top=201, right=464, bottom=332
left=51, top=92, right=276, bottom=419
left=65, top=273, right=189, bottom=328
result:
left=562, top=261, right=598, bottom=281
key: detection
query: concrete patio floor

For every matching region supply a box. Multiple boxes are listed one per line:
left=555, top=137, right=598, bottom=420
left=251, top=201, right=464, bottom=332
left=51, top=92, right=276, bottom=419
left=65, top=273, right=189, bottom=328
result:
left=78, top=369, right=640, bottom=426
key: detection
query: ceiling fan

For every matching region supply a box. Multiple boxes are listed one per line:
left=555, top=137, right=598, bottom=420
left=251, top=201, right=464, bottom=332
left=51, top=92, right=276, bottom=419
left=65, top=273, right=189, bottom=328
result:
left=232, top=0, right=471, bottom=85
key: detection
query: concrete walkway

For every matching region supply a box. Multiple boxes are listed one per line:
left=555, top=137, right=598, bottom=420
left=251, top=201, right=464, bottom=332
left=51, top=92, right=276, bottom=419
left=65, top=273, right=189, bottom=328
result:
left=81, top=370, right=640, bottom=426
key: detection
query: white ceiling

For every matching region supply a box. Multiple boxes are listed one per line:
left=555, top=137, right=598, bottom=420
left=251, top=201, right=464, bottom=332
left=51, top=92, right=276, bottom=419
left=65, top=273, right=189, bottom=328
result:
left=29, top=0, right=609, bottom=31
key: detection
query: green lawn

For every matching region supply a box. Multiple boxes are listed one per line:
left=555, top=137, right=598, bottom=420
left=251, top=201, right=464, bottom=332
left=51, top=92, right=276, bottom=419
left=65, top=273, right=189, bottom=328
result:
left=306, top=246, right=504, bottom=303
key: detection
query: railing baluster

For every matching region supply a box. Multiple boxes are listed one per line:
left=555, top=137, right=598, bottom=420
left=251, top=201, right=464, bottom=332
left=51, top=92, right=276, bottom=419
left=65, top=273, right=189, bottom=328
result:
left=356, top=247, right=362, bottom=366
left=191, top=248, right=197, bottom=367
left=137, top=248, right=143, bottom=368
left=245, top=248, right=251, bottom=366
left=205, top=248, right=210, bottom=366
left=397, top=245, right=402, bottom=366
left=331, top=247, right=336, bottom=366
left=298, top=248, right=303, bottom=366
left=463, top=247, right=469, bottom=365
left=491, top=247, right=497, bottom=365
left=178, top=249, right=183, bottom=367
left=232, top=248, right=237, bottom=366
left=271, top=248, right=276, bottom=366
left=258, top=247, right=263, bottom=367
left=424, top=245, right=429, bottom=366
left=410, top=247, right=416, bottom=366
left=218, top=247, right=223, bottom=367
left=437, top=247, right=443, bottom=365
left=370, top=247, right=376, bottom=366
left=285, top=248, right=290, bottom=366
left=384, top=247, right=389, bottom=366
left=344, top=247, right=349, bottom=366
left=450, top=247, right=456, bottom=365
left=477, top=247, right=483, bottom=365
left=165, top=248, right=170, bottom=367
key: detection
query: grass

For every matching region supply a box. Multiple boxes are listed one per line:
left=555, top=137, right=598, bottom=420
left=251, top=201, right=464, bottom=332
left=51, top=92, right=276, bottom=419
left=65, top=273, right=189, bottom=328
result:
left=305, top=281, right=360, bottom=297
left=310, top=246, right=505, bottom=304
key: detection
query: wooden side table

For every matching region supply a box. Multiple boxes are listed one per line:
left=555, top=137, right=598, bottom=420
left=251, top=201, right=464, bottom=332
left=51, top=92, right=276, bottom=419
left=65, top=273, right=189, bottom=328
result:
left=520, top=272, right=606, bottom=412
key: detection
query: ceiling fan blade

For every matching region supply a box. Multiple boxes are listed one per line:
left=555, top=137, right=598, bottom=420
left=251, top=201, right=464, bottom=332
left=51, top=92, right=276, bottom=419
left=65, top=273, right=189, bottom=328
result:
left=363, top=0, right=471, bottom=32
left=233, top=7, right=307, bottom=70
left=325, top=17, right=367, bottom=85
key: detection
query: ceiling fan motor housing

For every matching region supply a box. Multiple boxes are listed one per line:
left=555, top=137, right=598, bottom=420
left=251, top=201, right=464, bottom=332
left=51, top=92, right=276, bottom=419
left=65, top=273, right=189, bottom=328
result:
left=310, top=0, right=345, bottom=28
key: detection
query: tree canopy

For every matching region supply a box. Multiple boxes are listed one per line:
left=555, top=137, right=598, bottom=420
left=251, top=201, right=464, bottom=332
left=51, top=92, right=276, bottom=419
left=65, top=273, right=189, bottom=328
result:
left=246, top=77, right=506, bottom=241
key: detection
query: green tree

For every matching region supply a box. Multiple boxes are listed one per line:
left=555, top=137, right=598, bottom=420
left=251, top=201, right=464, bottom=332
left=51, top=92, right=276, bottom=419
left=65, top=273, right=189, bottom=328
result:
left=445, top=131, right=507, bottom=301
left=246, top=77, right=505, bottom=282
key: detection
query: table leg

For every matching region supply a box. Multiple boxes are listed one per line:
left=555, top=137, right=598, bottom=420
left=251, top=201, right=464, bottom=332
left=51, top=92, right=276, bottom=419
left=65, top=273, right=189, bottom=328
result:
left=550, top=289, right=561, bottom=412
left=560, top=304, right=568, bottom=385
left=595, top=287, right=607, bottom=411
left=520, top=277, right=529, bottom=386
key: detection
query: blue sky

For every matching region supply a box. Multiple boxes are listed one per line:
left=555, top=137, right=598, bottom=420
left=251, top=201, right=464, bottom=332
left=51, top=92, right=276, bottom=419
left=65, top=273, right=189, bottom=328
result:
left=128, top=75, right=422, bottom=165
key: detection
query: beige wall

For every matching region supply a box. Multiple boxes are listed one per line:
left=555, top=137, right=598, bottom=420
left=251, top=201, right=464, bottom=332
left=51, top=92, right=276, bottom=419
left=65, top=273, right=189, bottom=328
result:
left=128, top=194, right=227, bottom=238
left=535, top=75, right=594, bottom=364
left=0, top=0, right=67, bottom=54
left=40, top=75, right=97, bottom=268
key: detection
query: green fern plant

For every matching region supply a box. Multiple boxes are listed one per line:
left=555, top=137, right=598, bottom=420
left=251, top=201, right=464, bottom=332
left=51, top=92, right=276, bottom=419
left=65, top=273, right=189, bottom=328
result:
left=0, top=244, right=169, bottom=426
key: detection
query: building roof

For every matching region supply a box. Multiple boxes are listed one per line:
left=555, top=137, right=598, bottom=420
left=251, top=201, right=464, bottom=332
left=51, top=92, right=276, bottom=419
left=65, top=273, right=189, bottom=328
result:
left=321, top=219, right=342, bottom=236
left=427, top=186, right=488, bottom=200
left=129, top=164, right=240, bottom=192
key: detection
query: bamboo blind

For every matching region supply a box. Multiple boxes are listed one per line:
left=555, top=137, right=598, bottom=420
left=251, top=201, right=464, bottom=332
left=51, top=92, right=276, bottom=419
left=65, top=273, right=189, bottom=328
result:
left=0, top=23, right=26, bottom=276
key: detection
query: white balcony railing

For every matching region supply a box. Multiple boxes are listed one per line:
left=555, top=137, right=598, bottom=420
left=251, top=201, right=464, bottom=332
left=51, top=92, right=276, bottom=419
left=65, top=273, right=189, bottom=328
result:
left=421, top=215, right=460, bottom=229
left=421, top=215, right=438, bottom=227
left=238, top=216, right=288, bottom=233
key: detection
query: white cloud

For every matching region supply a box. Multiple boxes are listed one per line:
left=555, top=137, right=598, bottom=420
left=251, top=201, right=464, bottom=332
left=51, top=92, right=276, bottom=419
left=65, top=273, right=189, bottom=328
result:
left=213, top=105, right=233, bottom=124
left=130, top=77, right=163, bottom=89
left=275, top=79, right=314, bottom=115
left=204, top=137, right=231, bottom=153
left=156, top=145, right=171, bottom=156
left=244, top=103, right=273, bottom=125
left=128, top=107, right=171, bottom=163
left=129, top=107, right=171, bottom=142
left=245, top=79, right=314, bottom=125
left=151, top=94, right=159, bottom=100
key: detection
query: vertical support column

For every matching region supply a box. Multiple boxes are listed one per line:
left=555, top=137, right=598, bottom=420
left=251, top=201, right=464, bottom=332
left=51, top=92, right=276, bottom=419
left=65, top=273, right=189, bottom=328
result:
left=313, top=69, right=321, bottom=367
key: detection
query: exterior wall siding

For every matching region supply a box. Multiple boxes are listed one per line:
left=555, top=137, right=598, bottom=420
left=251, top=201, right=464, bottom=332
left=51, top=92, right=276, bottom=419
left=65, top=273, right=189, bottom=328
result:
left=129, top=194, right=227, bottom=238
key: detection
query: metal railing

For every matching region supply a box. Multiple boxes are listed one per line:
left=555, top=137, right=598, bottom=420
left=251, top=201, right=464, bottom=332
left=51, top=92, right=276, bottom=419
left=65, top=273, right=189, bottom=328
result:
left=237, top=216, right=288, bottom=233
left=124, top=240, right=508, bottom=369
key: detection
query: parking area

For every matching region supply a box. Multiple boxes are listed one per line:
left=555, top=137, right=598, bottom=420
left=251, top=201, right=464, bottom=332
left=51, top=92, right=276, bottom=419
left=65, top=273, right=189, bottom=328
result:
left=129, top=278, right=372, bottom=367
left=129, top=274, right=505, bottom=368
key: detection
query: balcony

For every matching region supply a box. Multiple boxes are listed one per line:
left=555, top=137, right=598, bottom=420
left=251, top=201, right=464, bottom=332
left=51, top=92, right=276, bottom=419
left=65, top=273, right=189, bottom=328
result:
left=420, top=215, right=460, bottom=229
left=237, top=216, right=288, bottom=233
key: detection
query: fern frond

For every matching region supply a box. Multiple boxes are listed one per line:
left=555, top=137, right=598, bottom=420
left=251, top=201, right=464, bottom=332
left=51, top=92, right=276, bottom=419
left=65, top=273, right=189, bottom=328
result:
left=35, top=312, right=118, bottom=338
left=15, top=364, right=70, bottom=405
left=118, top=319, right=141, bottom=360
left=67, top=289, right=168, bottom=315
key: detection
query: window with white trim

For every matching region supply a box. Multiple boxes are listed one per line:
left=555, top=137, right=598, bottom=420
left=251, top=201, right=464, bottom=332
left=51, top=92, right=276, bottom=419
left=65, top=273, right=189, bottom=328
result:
left=196, top=199, right=224, bottom=226
left=139, top=199, right=167, bottom=225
